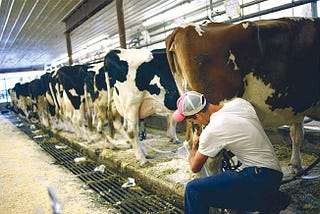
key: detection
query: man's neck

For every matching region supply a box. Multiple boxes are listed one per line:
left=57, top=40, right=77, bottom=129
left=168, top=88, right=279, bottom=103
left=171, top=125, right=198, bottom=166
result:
left=209, top=104, right=223, bottom=115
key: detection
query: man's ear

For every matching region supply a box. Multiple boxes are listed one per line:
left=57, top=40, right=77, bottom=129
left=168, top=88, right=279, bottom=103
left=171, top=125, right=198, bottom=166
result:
left=195, top=112, right=201, bottom=119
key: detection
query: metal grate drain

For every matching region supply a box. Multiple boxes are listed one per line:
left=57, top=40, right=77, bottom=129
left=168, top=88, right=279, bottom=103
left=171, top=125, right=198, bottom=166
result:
left=40, top=143, right=82, bottom=163
left=8, top=114, right=183, bottom=213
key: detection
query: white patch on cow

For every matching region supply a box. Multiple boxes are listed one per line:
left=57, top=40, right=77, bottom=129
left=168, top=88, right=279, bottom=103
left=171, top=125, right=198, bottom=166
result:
left=150, top=75, right=161, bottom=88
left=180, top=23, right=207, bottom=36
left=227, top=50, right=239, bottom=71
left=45, top=92, right=54, bottom=105
left=69, top=88, right=78, bottom=97
left=242, top=22, right=250, bottom=29
left=88, top=62, right=103, bottom=74
left=117, top=48, right=153, bottom=69
left=52, top=70, right=58, bottom=78
left=242, top=72, right=306, bottom=127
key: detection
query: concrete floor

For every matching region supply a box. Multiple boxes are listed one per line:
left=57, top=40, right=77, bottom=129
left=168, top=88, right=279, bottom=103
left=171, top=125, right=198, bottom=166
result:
left=0, top=113, right=118, bottom=214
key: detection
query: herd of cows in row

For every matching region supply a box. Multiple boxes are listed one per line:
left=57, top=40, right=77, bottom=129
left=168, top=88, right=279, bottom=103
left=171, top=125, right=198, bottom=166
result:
left=8, top=17, right=320, bottom=174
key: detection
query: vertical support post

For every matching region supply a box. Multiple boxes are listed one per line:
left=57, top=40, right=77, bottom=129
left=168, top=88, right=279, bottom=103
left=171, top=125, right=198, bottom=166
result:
left=311, top=1, right=318, bottom=17
left=116, top=0, right=126, bottom=48
left=66, top=32, right=73, bottom=65
left=4, top=78, right=8, bottom=103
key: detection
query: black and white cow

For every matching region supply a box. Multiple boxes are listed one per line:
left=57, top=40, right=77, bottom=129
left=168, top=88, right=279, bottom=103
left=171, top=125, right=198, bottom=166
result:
left=104, top=48, right=180, bottom=165
left=10, top=82, right=32, bottom=118
left=49, top=65, right=96, bottom=142
left=9, top=74, right=52, bottom=125
left=28, top=73, right=53, bottom=125
left=86, top=62, right=130, bottom=149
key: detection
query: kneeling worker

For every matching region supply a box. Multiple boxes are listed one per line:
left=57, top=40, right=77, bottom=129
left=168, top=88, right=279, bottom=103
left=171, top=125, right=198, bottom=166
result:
left=173, top=91, right=291, bottom=213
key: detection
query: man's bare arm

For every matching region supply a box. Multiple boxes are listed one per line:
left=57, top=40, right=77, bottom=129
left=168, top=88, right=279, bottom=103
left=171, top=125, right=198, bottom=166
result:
left=188, top=132, right=208, bottom=173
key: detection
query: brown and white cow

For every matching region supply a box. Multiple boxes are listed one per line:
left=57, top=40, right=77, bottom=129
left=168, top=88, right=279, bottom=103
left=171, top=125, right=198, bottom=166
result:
left=166, top=17, right=320, bottom=173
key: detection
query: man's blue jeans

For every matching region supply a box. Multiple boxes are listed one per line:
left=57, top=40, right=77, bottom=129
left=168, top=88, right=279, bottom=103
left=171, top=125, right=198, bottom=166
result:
left=184, top=167, right=283, bottom=213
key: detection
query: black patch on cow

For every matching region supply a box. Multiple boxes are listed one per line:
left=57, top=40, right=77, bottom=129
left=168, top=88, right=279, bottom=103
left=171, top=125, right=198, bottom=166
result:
left=95, top=67, right=107, bottom=91
left=115, top=86, right=120, bottom=96
left=56, top=65, right=93, bottom=110
left=39, top=73, right=50, bottom=94
left=135, top=49, right=179, bottom=110
left=29, top=79, right=42, bottom=99
left=84, top=66, right=97, bottom=101
left=14, top=82, right=30, bottom=98
left=104, top=49, right=129, bottom=88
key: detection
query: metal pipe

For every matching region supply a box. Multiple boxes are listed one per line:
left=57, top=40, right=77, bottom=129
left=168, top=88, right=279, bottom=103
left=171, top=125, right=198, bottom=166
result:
left=139, top=0, right=319, bottom=48
left=226, top=0, right=318, bottom=23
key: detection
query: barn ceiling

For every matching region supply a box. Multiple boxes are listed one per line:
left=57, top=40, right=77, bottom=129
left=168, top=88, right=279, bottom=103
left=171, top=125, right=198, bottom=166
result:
left=0, top=0, right=84, bottom=72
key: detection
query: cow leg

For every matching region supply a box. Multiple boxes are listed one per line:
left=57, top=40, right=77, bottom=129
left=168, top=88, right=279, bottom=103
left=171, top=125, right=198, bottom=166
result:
left=289, top=121, right=304, bottom=174
left=95, top=114, right=104, bottom=134
left=127, top=117, right=150, bottom=165
left=74, top=107, right=94, bottom=144
left=93, top=102, right=107, bottom=134
left=37, top=96, right=46, bottom=126
left=102, top=114, right=131, bottom=150
left=134, top=139, right=151, bottom=165
left=138, top=119, right=146, bottom=140
left=108, top=118, right=131, bottom=149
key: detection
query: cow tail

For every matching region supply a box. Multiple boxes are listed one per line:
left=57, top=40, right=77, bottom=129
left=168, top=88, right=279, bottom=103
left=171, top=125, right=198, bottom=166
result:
left=165, top=30, right=177, bottom=75
left=105, top=70, right=115, bottom=138
left=84, top=83, right=93, bottom=132
left=48, top=82, right=60, bottom=120
left=253, top=22, right=264, bottom=55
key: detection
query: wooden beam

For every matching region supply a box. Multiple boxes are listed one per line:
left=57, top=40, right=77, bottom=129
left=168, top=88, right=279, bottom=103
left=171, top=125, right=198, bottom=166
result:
left=116, top=0, right=126, bottom=48
left=0, top=65, right=44, bottom=74
left=65, top=32, right=73, bottom=65
left=63, top=0, right=113, bottom=33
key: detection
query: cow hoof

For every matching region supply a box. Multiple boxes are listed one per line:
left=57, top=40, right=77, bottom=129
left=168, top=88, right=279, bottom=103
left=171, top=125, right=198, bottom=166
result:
left=104, top=143, right=118, bottom=150
left=88, top=140, right=95, bottom=144
left=174, top=138, right=183, bottom=144
left=140, top=160, right=152, bottom=167
left=95, top=149, right=102, bottom=156
left=145, top=154, right=154, bottom=159
left=288, top=163, right=302, bottom=174
left=139, top=132, right=146, bottom=141
left=111, top=146, right=119, bottom=151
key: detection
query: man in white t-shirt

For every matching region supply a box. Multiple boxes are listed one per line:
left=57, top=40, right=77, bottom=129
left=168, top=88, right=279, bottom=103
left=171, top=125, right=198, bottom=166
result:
left=173, top=91, right=291, bottom=213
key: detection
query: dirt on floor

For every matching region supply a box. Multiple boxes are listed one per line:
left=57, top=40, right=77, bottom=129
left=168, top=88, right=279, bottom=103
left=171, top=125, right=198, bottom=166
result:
left=0, top=114, right=118, bottom=214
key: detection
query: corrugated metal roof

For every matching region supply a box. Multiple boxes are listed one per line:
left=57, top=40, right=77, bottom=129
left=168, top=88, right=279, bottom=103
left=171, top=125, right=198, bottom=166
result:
left=0, top=0, right=82, bottom=70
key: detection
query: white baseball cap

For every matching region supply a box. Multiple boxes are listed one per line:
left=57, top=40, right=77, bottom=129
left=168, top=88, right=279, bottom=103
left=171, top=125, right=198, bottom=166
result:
left=173, top=91, right=207, bottom=122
